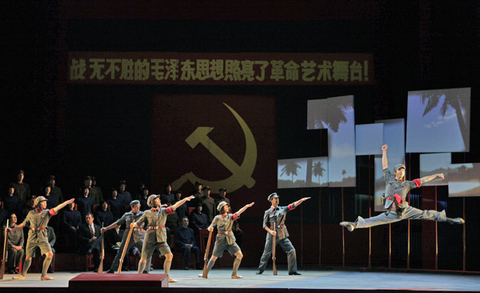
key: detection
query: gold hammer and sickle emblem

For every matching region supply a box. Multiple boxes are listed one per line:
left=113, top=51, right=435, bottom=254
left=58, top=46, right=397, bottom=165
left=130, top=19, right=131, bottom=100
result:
left=171, top=103, right=257, bottom=193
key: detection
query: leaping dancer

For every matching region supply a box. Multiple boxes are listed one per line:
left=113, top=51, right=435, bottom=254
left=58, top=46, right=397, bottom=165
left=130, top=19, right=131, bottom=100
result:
left=340, top=144, right=464, bottom=232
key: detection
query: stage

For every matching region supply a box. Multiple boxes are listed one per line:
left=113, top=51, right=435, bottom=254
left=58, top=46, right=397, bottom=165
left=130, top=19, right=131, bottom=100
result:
left=0, top=268, right=479, bottom=292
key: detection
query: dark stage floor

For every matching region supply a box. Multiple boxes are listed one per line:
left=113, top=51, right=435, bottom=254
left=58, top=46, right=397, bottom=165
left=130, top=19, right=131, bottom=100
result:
left=0, top=268, right=479, bottom=292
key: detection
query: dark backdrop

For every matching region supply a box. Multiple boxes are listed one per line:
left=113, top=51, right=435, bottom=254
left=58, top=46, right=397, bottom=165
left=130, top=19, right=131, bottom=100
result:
left=2, top=1, right=479, bottom=270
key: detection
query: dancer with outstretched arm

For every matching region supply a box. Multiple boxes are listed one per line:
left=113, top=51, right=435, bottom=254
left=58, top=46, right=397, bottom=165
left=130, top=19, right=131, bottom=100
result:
left=199, top=201, right=254, bottom=279
left=256, top=193, right=310, bottom=276
left=131, top=194, right=194, bottom=283
left=340, top=144, right=464, bottom=232
left=10, top=197, right=75, bottom=281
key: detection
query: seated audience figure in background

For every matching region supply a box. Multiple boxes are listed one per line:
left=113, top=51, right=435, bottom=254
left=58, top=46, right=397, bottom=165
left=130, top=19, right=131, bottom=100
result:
left=201, top=186, right=216, bottom=223
left=95, top=201, right=114, bottom=228
left=46, top=175, right=64, bottom=205
left=43, top=186, right=57, bottom=209
left=90, top=176, right=104, bottom=205
left=174, top=217, right=200, bottom=270
left=107, top=188, right=124, bottom=221
left=61, top=202, right=82, bottom=252
left=161, top=184, right=176, bottom=206
left=3, top=185, right=22, bottom=222
left=174, top=190, right=188, bottom=221
left=76, top=187, right=93, bottom=222
left=12, top=170, right=31, bottom=209
left=215, top=188, right=231, bottom=212
left=77, top=213, right=102, bottom=272
left=191, top=204, right=209, bottom=235
left=117, top=180, right=132, bottom=207
left=139, top=187, right=149, bottom=211
left=6, top=213, right=24, bottom=274
left=189, top=181, right=203, bottom=207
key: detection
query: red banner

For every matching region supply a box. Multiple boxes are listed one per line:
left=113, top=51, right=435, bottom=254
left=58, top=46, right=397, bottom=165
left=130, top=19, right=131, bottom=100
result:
left=68, top=52, right=374, bottom=85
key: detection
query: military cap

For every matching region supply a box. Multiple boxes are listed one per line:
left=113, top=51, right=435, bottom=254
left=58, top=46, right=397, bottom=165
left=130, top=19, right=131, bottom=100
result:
left=394, top=164, right=406, bottom=172
left=147, top=194, right=160, bottom=208
left=217, top=201, right=229, bottom=212
left=267, top=192, right=279, bottom=201
left=34, top=196, right=48, bottom=207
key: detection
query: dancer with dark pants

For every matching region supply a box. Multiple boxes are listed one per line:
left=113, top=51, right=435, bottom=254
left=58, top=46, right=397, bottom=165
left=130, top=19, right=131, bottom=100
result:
left=256, top=193, right=310, bottom=275
left=340, top=144, right=464, bottom=232
left=101, top=200, right=151, bottom=273
left=9, top=196, right=74, bottom=281
left=200, top=201, right=254, bottom=279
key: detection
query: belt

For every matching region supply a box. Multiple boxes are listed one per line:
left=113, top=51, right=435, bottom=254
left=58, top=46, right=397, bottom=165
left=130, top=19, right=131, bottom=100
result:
left=217, top=230, right=232, bottom=234
left=133, top=228, right=144, bottom=231
left=148, top=226, right=165, bottom=230
left=30, top=227, right=47, bottom=231
left=270, top=224, right=285, bottom=230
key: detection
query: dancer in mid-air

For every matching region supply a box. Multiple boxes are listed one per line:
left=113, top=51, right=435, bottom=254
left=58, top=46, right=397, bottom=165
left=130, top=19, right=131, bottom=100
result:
left=340, top=144, right=464, bottom=232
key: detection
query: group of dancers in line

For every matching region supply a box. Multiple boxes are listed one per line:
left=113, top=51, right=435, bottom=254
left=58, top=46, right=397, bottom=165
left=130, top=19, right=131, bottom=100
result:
left=7, top=144, right=464, bottom=282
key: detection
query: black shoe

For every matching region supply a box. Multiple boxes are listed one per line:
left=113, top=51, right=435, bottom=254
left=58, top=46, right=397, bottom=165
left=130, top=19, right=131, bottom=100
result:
left=255, top=270, right=264, bottom=275
left=47, top=269, right=54, bottom=273
left=8, top=269, right=15, bottom=274
left=289, top=272, right=301, bottom=275
left=142, top=271, right=149, bottom=274
left=183, top=266, right=189, bottom=270
left=14, top=269, right=19, bottom=274
left=123, top=267, right=129, bottom=271
left=105, top=269, right=115, bottom=273
left=94, top=268, right=98, bottom=273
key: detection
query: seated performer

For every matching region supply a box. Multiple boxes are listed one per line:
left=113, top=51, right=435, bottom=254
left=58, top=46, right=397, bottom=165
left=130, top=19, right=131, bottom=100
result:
left=77, top=213, right=102, bottom=272
left=174, top=217, right=200, bottom=270
left=9, top=196, right=74, bottom=280
left=340, top=144, right=465, bottom=232
left=6, top=213, right=24, bottom=274
left=131, top=194, right=194, bottom=283
left=200, top=201, right=255, bottom=279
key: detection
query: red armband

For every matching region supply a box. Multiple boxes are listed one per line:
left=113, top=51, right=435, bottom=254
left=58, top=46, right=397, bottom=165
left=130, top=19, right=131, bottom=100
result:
left=393, top=193, right=405, bottom=205
left=232, top=213, right=239, bottom=220
left=413, top=178, right=421, bottom=188
left=49, top=209, right=57, bottom=216
left=288, top=203, right=295, bottom=210
left=166, top=207, right=174, bottom=214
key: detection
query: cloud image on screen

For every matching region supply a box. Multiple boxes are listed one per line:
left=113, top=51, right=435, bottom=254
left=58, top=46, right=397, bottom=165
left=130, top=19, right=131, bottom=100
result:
left=406, top=87, right=470, bottom=153
left=327, top=96, right=356, bottom=187
left=448, top=163, right=480, bottom=197
left=307, top=95, right=356, bottom=187
left=277, top=157, right=328, bottom=189
left=420, top=153, right=450, bottom=186
left=373, top=118, right=405, bottom=212
left=356, top=123, right=384, bottom=156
